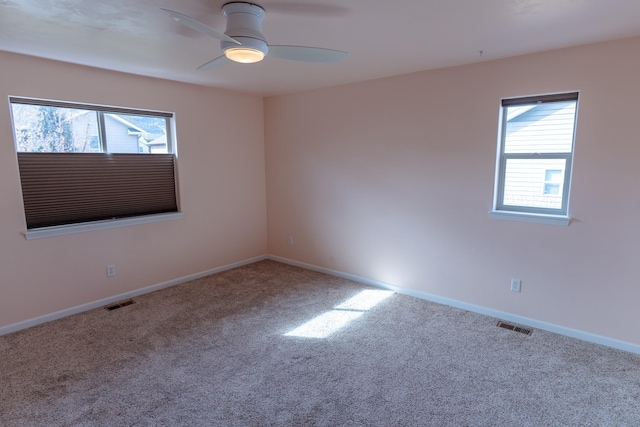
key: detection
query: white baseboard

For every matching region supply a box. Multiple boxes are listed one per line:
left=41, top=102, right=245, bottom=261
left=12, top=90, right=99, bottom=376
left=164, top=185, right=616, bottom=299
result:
left=268, top=255, right=640, bottom=355
left=0, top=255, right=268, bottom=337
left=5, top=253, right=638, bottom=355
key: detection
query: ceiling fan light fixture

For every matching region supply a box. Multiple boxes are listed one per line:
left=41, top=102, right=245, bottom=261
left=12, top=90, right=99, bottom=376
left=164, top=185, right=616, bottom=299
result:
left=224, top=47, right=265, bottom=63
left=164, top=1, right=349, bottom=70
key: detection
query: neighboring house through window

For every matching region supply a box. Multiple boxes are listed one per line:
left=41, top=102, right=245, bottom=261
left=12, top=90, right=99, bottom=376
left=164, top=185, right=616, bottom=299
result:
left=492, top=92, right=579, bottom=223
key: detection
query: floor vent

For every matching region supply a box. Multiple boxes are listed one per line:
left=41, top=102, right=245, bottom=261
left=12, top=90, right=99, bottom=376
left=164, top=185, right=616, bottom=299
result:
left=105, top=299, right=136, bottom=311
left=497, top=321, right=532, bottom=336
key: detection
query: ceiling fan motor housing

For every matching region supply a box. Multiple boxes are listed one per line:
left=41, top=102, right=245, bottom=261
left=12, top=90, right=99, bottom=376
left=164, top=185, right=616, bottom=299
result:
left=220, top=2, right=268, bottom=56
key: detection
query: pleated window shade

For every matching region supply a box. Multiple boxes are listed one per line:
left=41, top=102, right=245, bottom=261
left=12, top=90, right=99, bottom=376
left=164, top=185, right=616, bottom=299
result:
left=18, top=152, right=178, bottom=229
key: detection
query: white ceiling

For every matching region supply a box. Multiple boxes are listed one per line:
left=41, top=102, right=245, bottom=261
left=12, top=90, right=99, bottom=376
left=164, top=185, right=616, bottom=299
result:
left=2, top=0, right=640, bottom=96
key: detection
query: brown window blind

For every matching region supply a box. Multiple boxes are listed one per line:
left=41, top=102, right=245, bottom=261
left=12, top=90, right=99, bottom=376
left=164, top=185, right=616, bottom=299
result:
left=18, top=152, right=178, bottom=229
left=502, top=92, right=579, bottom=107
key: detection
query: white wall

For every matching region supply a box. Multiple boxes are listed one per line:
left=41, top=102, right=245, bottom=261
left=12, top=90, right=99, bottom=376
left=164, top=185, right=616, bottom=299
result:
left=0, top=51, right=267, bottom=329
left=264, top=36, right=640, bottom=346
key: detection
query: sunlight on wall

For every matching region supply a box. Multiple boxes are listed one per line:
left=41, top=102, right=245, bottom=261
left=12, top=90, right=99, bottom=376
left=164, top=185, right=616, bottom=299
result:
left=284, top=289, right=394, bottom=338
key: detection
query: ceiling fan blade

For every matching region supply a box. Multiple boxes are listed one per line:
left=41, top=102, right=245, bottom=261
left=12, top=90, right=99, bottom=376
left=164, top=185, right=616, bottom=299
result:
left=268, top=46, right=349, bottom=63
left=161, top=9, right=240, bottom=45
left=198, top=55, right=231, bottom=70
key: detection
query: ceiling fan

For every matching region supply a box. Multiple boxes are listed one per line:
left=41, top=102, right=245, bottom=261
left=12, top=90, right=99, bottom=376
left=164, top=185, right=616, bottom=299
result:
left=161, top=2, right=349, bottom=69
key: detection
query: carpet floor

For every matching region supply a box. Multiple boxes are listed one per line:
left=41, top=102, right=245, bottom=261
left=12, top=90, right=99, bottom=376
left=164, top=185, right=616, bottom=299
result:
left=1, top=260, right=639, bottom=426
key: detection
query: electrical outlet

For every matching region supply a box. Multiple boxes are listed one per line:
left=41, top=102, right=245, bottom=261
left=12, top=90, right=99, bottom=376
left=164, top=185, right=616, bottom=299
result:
left=107, top=265, right=116, bottom=278
left=287, top=236, right=294, bottom=246
left=510, top=278, right=521, bottom=292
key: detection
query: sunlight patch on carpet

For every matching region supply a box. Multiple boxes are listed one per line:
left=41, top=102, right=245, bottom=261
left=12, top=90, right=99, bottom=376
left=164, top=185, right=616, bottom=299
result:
left=335, top=289, right=394, bottom=311
left=285, top=289, right=394, bottom=338
left=284, top=310, right=364, bottom=338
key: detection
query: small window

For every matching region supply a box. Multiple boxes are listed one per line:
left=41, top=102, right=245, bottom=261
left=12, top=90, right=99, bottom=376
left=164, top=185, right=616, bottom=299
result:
left=10, top=97, right=178, bottom=232
left=543, top=169, right=562, bottom=195
left=493, top=92, right=578, bottom=217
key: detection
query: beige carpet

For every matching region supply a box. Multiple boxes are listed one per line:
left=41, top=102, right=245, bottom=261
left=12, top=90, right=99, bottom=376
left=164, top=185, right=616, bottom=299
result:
left=1, top=260, right=638, bottom=426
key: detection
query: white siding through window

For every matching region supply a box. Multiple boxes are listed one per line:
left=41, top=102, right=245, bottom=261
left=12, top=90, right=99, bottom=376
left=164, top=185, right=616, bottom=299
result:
left=504, top=102, right=576, bottom=154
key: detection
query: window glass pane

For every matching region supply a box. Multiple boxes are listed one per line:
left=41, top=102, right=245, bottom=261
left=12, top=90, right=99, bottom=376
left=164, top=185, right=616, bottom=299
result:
left=504, top=101, right=576, bottom=154
left=503, top=158, right=566, bottom=210
left=543, top=183, right=561, bottom=195
left=544, top=169, right=562, bottom=182
left=103, top=114, right=168, bottom=154
left=11, top=104, right=100, bottom=153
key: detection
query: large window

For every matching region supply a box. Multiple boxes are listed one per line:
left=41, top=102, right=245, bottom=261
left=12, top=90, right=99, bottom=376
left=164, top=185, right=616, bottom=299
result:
left=10, top=97, right=179, bottom=236
left=493, top=92, right=578, bottom=219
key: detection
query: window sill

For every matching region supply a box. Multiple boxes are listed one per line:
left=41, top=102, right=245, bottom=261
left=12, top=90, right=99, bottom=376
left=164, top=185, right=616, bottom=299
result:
left=488, top=210, right=570, bottom=226
left=24, top=212, right=184, bottom=240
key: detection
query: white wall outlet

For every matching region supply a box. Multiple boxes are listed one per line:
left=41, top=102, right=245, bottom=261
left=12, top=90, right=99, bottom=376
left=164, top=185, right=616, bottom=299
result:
left=510, top=278, right=521, bottom=292
left=287, top=236, right=294, bottom=246
left=107, top=264, right=116, bottom=278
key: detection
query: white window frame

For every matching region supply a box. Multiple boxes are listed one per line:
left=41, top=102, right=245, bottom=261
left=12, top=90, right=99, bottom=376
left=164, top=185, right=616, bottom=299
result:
left=490, top=92, right=579, bottom=226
